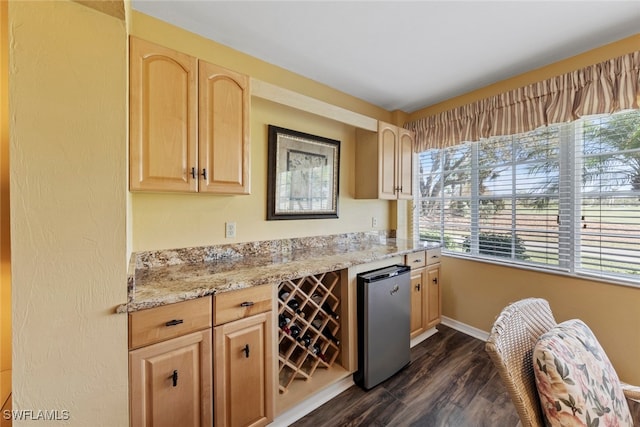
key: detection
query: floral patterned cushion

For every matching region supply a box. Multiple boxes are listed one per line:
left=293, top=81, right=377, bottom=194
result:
left=533, top=319, right=632, bottom=427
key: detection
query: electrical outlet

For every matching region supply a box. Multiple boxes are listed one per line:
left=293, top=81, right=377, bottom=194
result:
left=225, top=222, right=236, bottom=238
left=371, top=217, right=378, bottom=228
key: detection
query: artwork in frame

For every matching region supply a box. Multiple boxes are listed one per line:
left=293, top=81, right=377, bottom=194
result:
left=267, top=125, right=340, bottom=220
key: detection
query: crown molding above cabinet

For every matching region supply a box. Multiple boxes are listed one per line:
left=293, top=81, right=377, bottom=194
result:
left=250, top=78, right=378, bottom=132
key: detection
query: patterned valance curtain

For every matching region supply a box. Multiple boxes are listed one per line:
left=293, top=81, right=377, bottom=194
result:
left=406, top=50, right=640, bottom=152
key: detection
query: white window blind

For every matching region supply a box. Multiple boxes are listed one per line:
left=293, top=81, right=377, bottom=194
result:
left=576, top=113, right=640, bottom=280
left=415, top=109, right=640, bottom=286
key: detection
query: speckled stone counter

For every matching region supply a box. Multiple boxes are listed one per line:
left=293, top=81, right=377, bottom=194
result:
left=118, top=232, right=439, bottom=313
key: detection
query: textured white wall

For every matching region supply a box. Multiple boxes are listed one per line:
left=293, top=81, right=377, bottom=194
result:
left=9, top=1, right=128, bottom=425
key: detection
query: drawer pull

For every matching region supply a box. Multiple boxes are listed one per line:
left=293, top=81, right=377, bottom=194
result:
left=431, top=255, right=439, bottom=258
left=413, top=259, right=421, bottom=263
left=240, top=301, right=254, bottom=307
left=243, top=344, right=250, bottom=358
left=170, top=369, right=178, bottom=387
left=165, top=319, right=184, bottom=327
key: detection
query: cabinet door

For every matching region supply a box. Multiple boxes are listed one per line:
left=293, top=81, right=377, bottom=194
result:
left=199, top=61, right=251, bottom=194
left=214, top=312, right=273, bottom=427
left=377, top=121, right=398, bottom=200
left=129, top=329, right=212, bottom=427
left=410, top=269, right=425, bottom=339
left=426, top=265, right=441, bottom=329
left=397, top=128, right=414, bottom=199
left=129, top=37, right=198, bottom=192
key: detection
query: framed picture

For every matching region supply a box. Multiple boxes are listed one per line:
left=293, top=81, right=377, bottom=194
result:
left=267, top=125, right=340, bottom=220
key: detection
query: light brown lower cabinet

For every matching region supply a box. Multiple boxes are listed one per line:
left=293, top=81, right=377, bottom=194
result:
left=409, top=265, right=441, bottom=338
left=129, top=329, right=213, bottom=427
left=406, top=249, right=442, bottom=340
left=410, top=268, right=426, bottom=339
left=425, top=265, right=441, bottom=329
left=214, top=312, right=274, bottom=427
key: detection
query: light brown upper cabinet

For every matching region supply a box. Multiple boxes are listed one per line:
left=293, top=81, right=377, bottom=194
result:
left=129, top=37, right=250, bottom=194
left=355, top=121, right=414, bottom=200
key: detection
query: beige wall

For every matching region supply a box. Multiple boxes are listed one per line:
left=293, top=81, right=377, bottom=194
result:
left=1, top=0, right=10, bottom=408
left=441, top=257, right=640, bottom=384
left=9, top=1, right=128, bottom=425
left=130, top=13, right=394, bottom=252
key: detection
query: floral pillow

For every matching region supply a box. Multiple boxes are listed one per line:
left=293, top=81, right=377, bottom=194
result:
left=532, top=319, right=632, bottom=427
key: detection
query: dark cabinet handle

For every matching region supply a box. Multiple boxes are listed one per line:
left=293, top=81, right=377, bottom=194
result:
left=243, top=344, right=250, bottom=358
left=433, top=277, right=438, bottom=284
left=240, top=301, right=254, bottom=307
left=201, top=168, right=207, bottom=180
left=413, top=259, right=421, bottom=263
left=165, top=319, right=184, bottom=327
left=190, top=167, right=196, bottom=179
left=415, top=283, right=421, bottom=291
left=170, top=370, right=178, bottom=387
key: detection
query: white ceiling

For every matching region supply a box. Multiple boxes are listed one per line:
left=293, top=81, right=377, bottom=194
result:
left=131, top=1, right=640, bottom=113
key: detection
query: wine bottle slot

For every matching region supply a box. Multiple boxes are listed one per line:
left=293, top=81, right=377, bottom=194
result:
left=278, top=289, right=291, bottom=301
left=322, top=326, right=340, bottom=346
left=299, top=334, right=312, bottom=348
left=289, top=323, right=301, bottom=339
left=322, top=301, right=339, bottom=320
left=286, top=298, right=306, bottom=318
left=310, top=293, right=323, bottom=305
left=311, top=343, right=326, bottom=361
left=278, top=314, right=291, bottom=334
left=311, top=318, right=323, bottom=330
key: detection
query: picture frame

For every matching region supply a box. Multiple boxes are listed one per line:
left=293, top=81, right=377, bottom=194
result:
left=267, top=125, right=340, bottom=220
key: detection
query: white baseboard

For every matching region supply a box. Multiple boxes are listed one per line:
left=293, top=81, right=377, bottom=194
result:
left=269, top=376, right=355, bottom=427
left=410, top=326, right=438, bottom=348
left=440, top=316, right=489, bottom=342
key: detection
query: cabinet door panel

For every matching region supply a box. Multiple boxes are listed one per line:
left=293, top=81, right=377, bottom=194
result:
left=397, top=128, right=414, bottom=199
left=214, top=312, right=273, bottom=427
left=410, top=270, right=425, bottom=338
left=129, top=330, right=212, bottom=427
left=426, top=266, right=441, bottom=328
left=130, top=37, right=197, bottom=192
left=378, top=122, right=397, bottom=199
left=199, top=61, right=250, bottom=194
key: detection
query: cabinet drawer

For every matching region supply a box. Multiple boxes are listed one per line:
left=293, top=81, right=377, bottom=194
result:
left=426, top=247, right=442, bottom=265
left=214, top=285, right=272, bottom=326
left=128, top=296, right=212, bottom=350
left=405, top=251, right=426, bottom=269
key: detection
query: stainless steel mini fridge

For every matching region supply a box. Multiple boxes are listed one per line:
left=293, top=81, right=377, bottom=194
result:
left=354, top=264, right=411, bottom=390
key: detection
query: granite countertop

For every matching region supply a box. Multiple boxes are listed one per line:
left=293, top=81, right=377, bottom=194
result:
left=118, top=233, right=439, bottom=313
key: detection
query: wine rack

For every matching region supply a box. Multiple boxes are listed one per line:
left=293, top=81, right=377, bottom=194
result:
left=277, top=270, right=341, bottom=394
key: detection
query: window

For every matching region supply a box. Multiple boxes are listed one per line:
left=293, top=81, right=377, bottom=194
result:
left=415, top=109, right=640, bottom=285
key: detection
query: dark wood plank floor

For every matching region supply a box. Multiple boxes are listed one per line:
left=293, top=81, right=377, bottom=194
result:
left=291, top=324, right=640, bottom=427
left=291, top=324, right=520, bottom=427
